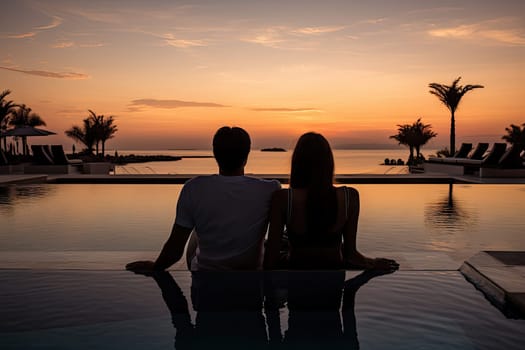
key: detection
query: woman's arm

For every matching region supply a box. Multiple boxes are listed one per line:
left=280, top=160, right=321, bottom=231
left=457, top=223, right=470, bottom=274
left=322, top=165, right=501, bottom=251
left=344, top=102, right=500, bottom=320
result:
left=263, top=189, right=287, bottom=270
left=342, top=187, right=399, bottom=270
left=342, top=187, right=360, bottom=259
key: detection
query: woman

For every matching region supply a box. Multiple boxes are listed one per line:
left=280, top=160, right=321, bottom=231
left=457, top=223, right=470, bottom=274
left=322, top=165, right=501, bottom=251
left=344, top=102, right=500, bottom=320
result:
left=264, top=132, right=398, bottom=270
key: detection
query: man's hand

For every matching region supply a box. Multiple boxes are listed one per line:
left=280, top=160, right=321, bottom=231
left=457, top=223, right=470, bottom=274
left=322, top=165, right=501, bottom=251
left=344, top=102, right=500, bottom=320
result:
left=125, top=260, right=157, bottom=276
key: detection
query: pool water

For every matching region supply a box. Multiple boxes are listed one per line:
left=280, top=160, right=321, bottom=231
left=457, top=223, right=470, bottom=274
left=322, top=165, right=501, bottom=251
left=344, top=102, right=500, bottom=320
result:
left=1, top=182, right=525, bottom=348
left=1, top=183, right=524, bottom=267
left=1, top=270, right=524, bottom=350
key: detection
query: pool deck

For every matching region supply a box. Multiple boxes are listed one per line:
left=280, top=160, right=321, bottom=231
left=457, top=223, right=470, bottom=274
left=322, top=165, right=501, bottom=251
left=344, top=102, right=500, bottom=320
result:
left=461, top=251, right=525, bottom=318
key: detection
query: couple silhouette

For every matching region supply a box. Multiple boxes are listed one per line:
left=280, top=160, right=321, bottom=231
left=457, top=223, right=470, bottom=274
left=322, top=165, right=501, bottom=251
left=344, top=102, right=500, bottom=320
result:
left=126, top=126, right=398, bottom=273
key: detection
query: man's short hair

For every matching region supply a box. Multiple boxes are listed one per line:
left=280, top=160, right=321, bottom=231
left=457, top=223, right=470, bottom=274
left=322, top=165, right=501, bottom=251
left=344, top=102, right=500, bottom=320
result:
left=213, top=126, right=251, bottom=171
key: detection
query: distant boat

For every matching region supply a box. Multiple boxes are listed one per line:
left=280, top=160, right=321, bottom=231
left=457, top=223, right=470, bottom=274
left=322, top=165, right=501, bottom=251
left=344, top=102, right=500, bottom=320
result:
left=261, top=147, right=286, bottom=152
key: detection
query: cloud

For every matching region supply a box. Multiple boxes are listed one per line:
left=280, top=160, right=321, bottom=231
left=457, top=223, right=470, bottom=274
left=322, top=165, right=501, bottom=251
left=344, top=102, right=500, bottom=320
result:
left=129, top=98, right=229, bottom=110
left=428, top=24, right=477, bottom=38
left=56, top=108, right=86, bottom=115
left=164, top=38, right=206, bottom=48
left=7, top=32, right=37, bottom=39
left=243, top=25, right=348, bottom=49
left=0, top=66, right=89, bottom=79
left=145, top=32, right=208, bottom=48
left=359, top=18, right=386, bottom=25
left=251, top=107, right=322, bottom=113
left=51, top=41, right=107, bottom=49
left=35, top=16, right=63, bottom=30
left=428, top=19, right=525, bottom=46
left=481, top=29, right=525, bottom=46
left=293, top=26, right=346, bottom=35
left=6, top=16, right=62, bottom=39
left=52, top=41, right=75, bottom=49
left=242, top=27, right=286, bottom=47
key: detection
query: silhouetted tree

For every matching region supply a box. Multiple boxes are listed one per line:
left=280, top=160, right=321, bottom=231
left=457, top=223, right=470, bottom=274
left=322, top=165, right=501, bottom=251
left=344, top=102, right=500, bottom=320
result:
left=90, top=112, right=117, bottom=157
left=65, top=117, right=97, bottom=155
left=65, top=110, right=118, bottom=156
left=8, top=104, right=47, bottom=155
left=390, top=124, right=415, bottom=163
left=391, top=118, right=437, bottom=164
left=502, top=123, right=525, bottom=152
left=411, top=118, right=437, bottom=159
left=0, top=89, right=17, bottom=151
left=429, top=77, right=483, bottom=155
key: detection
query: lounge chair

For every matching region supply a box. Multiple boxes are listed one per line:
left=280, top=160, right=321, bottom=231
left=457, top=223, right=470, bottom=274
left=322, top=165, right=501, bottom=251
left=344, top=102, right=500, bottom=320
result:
left=30, top=145, right=54, bottom=165
left=467, top=143, right=489, bottom=160
left=453, top=143, right=473, bottom=158
left=50, top=145, right=82, bottom=165
left=25, top=145, right=78, bottom=174
left=427, top=142, right=478, bottom=164
left=425, top=143, right=507, bottom=175
left=459, top=143, right=506, bottom=165
left=479, top=146, right=525, bottom=177
left=497, top=145, right=523, bottom=169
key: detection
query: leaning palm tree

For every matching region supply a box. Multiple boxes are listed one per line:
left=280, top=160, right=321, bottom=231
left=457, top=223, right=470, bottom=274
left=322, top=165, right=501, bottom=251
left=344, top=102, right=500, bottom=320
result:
left=411, top=118, right=437, bottom=159
left=428, top=77, right=484, bottom=155
left=8, top=104, right=47, bottom=155
left=502, top=123, right=525, bottom=152
left=65, top=117, right=97, bottom=155
left=0, top=89, right=17, bottom=151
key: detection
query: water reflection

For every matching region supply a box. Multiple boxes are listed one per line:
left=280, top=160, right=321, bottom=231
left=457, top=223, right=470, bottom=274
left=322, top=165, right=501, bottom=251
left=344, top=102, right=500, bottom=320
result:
left=152, top=270, right=393, bottom=349
left=154, top=271, right=266, bottom=350
left=424, top=184, right=478, bottom=235
left=0, top=185, right=54, bottom=211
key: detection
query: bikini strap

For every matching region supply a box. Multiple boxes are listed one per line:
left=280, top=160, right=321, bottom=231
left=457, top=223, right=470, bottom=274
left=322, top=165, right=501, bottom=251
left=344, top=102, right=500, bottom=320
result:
left=287, top=188, right=293, bottom=225
left=343, top=186, right=349, bottom=220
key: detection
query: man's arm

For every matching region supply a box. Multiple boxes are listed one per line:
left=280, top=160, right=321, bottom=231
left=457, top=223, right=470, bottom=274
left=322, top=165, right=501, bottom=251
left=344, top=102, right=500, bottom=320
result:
left=154, top=223, right=193, bottom=270
left=126, top=222, right=193, bottom=273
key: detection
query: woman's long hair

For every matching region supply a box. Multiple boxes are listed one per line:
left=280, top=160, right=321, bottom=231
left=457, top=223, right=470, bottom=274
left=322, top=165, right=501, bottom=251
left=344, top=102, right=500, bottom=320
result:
left=290, top=132, right=337, bottom=232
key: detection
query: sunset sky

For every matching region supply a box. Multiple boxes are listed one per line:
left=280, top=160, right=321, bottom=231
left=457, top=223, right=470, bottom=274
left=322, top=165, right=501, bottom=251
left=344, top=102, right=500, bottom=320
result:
left=1, top=0, right=524, bottom=150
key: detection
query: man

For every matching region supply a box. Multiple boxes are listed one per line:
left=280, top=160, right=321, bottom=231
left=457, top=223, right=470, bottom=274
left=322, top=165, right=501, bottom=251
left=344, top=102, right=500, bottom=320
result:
left=126, top=126, right=280, bottom=272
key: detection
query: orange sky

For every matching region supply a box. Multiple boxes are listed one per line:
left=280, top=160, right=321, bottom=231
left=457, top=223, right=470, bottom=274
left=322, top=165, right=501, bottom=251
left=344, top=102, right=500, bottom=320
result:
left=1, top=0, right=524, bottom=150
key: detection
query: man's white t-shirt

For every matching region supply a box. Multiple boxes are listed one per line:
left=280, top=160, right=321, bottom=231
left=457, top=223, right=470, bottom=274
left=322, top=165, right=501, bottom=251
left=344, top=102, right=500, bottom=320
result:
left=175, top=175, right=281, bottom=270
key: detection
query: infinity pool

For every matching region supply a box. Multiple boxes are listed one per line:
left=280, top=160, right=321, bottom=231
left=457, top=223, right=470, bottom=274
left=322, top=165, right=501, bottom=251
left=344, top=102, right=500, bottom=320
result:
left=1, top=183, right=524, bottom=266
left=1, top=183, right=525, bottom=349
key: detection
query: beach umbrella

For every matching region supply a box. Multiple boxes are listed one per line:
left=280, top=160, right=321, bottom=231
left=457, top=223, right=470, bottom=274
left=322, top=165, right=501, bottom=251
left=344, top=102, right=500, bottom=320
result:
left=1, top=126, right=56, bottom=137
left=1, top=126, right=56, bottom=155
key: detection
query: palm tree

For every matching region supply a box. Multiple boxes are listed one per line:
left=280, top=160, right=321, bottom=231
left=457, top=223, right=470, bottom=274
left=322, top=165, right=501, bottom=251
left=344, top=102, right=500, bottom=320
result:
left=65, top=110, right=118, bottom=156
left=390, top=123, right=415, bottom=163
left=428, top=77, right=484, bottom=155
left=411, top=118, right=437, bottom=159
left=65, top=117, right=97, bottom=155
left=0, top=89, right=17, bottom=151
left=97, top=115, right=117, bottom=157
left=502, top=123, right=525, bottom=152
left=8, top=104, right=47, bottom=155
left=390, top=118, right=437, bottom=164
left=85, top=110, right=118, bottom=156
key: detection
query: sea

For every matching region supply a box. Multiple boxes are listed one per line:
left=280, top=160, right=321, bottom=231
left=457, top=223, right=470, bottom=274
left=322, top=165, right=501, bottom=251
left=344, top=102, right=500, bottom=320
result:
left=111, top=148, right=437, bottom=175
